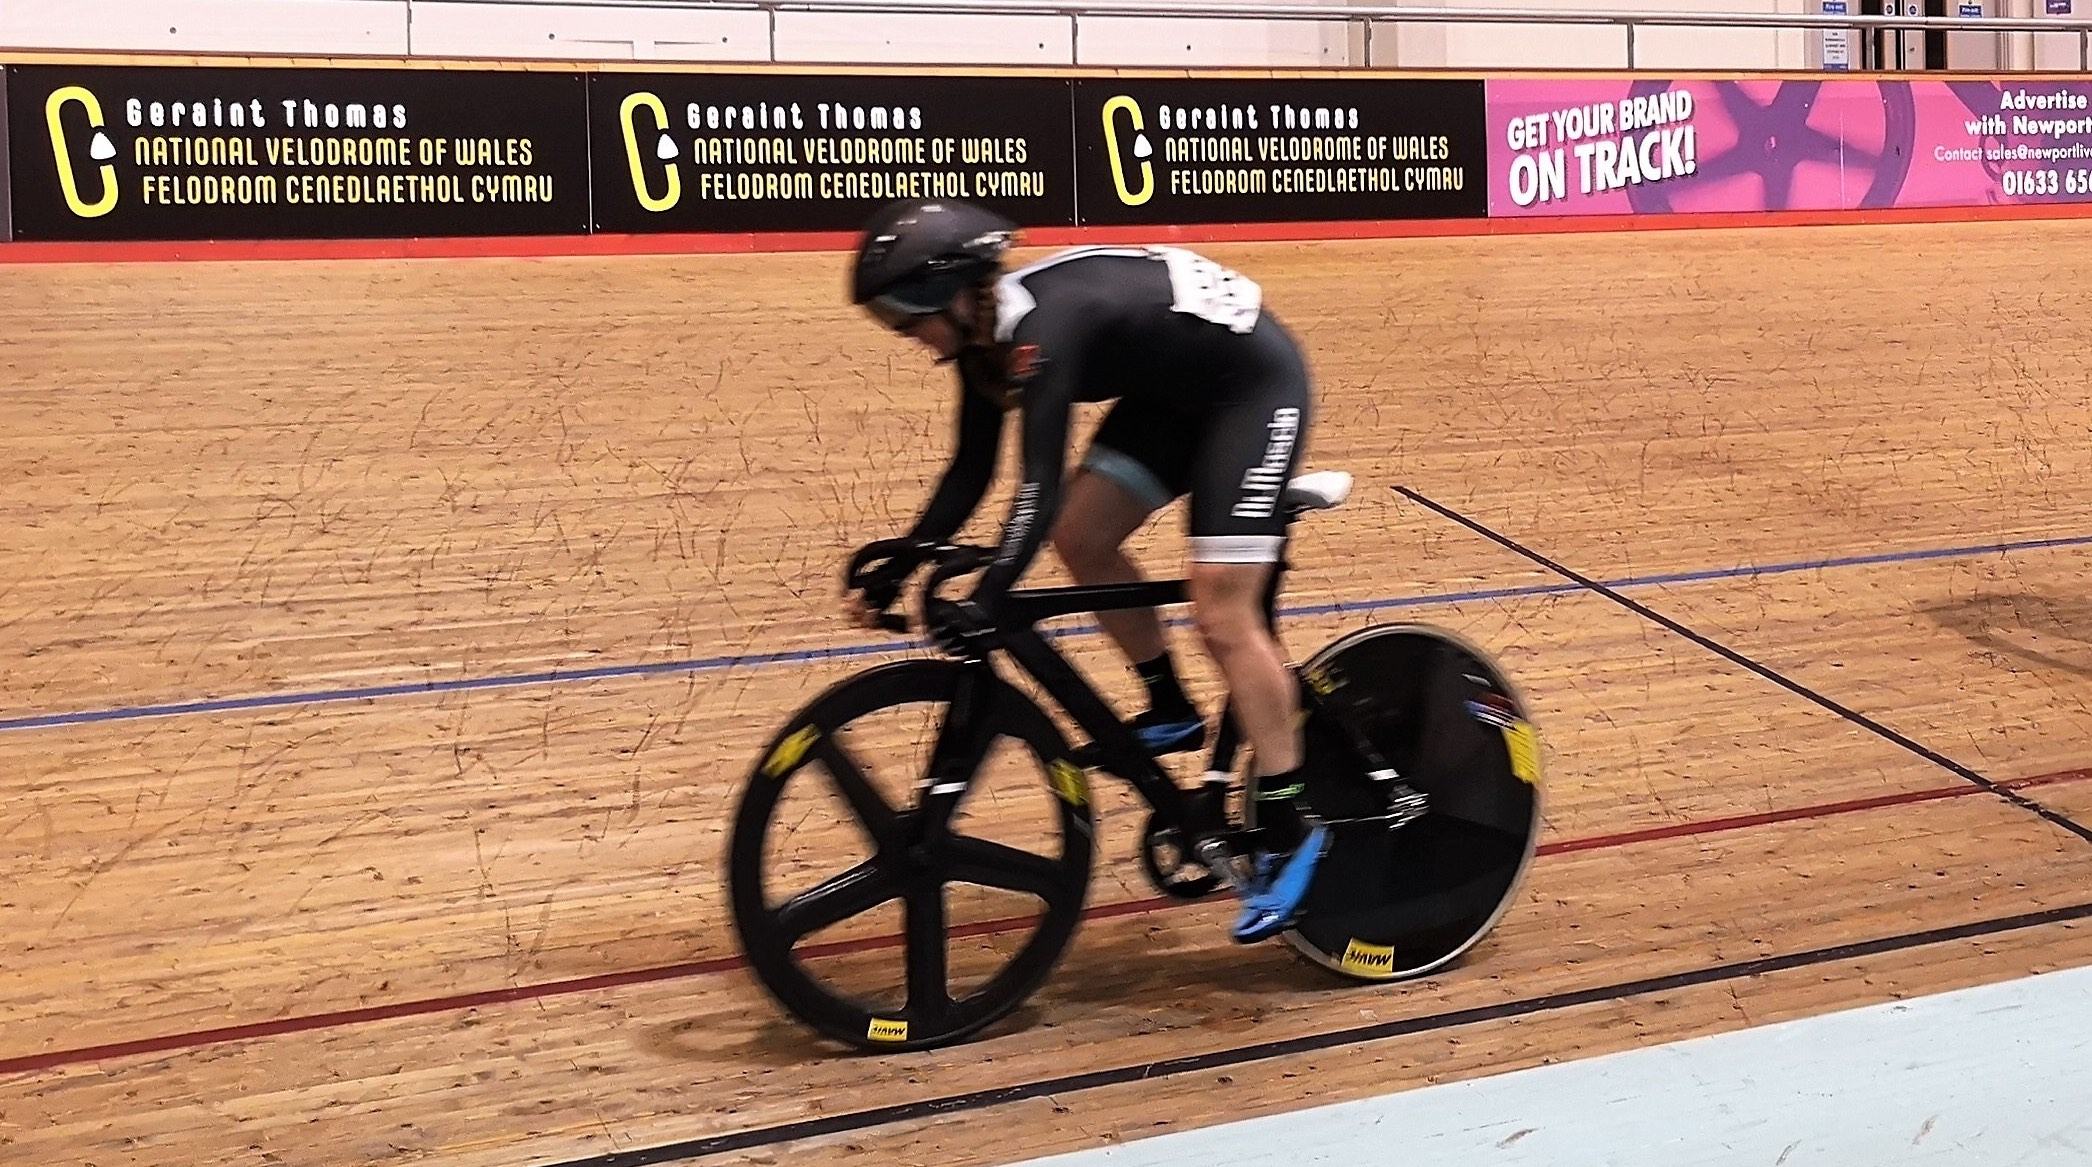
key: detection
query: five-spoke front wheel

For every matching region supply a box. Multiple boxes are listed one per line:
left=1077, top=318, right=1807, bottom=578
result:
left=726, top=660, right=1095, bottom=1051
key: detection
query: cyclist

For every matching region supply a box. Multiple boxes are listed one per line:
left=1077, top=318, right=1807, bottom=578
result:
left=843, top=198, right=1326, bottom=942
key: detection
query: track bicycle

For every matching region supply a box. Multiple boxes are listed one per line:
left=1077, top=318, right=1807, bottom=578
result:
left=725, top=470, right=1543, bottom=1051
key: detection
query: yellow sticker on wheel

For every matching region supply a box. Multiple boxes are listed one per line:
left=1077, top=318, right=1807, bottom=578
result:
left=866, top=1017, right=909, bottom=1043
left=1049, top=758, right=1089, bottom=807
left=1302, top=661, right=1342, bottom=697
left=761, top=725, right=821, bottom=779
left=1339, top=938, right=1397, bottom=979
left=1501, top=720, right=1541, bottom=786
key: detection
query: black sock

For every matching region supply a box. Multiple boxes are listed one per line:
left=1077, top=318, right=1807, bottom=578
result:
left=1251, top=766, right=1306, bottom=851
left=1133, top=653, right=1193, bottom=715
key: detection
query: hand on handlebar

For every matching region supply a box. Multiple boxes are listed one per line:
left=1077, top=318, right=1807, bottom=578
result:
left=843, top=538, right=928, bottom=634
left=924, top=594, right=997, bottom=661
left=842, top=539, right=1002, bottom=650
left=841, top=588, right=912, bottom=634
left=919, top=545, right=1002, bottom=659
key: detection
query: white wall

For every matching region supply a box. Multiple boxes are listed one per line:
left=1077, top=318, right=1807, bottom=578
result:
left=0, top=0, right=2085, bottom=70
left=0, top=0, right=1349, bottom=66
left=1375, top=0, right=1808, bottom=70
left=2, top=0, right=408, bottom=56
left=409, top=2, right=771, bottom=62
left=1055, top=14, right=1351, bottom=67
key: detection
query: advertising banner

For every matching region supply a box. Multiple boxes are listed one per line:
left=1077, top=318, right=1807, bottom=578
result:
left=1487, top=77, right=2092, bottom=216
left=5, top=64, right=590, bottom=241
left=1, top=67, right=12, bottom=241
left=1073, top=78, right=1487, bottom=224
left=591, top=73, right=1075, bottom=233
left=17, top=62, right=2092, bottom=243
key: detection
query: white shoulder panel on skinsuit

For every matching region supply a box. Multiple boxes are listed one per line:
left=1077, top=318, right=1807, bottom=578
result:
left=1154, top=247, right=1262, bottom=334
left=991, top=246, right=1262, bottom=341
left=992, top=246, right=1151, bottom=342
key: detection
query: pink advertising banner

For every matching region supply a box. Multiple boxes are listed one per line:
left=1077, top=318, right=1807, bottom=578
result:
left=1487, top=77, right=2092, bottom=216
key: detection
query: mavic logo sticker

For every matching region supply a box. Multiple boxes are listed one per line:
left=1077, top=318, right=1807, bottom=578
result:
left=761, top=725, right=821, bottom=779
left=1049, top=758, right=1088, bottom=807
left=1339, top=938, right=1396, bottom=978
left=1502, top=720, right=1541, bottom=786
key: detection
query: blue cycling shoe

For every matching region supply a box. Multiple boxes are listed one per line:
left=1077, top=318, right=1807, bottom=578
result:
left=1131, top=707, right=1206, bottom=755
left=1229, top=824, right=1331, bottom=944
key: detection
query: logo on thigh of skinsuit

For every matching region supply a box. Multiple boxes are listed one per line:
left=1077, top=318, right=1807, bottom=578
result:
left=1231, top=407, right=1300, bottom=519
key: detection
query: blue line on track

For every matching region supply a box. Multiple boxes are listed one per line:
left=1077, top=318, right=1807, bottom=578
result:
left=4, top=531, right=2086, bottom=734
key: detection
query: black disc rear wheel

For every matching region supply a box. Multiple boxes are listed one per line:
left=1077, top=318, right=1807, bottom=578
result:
left=727, top=660, right=1094, bottom=1051
left=1255, top=624, right=1542, bottom=981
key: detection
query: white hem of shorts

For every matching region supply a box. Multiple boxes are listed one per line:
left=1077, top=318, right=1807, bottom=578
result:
left=1189, top=534, right=1285, bottom=564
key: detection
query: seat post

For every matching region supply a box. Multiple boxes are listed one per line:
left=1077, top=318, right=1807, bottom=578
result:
left=1262, top=521, right=1298, bottom=632
left=1261, top=470, right=1348, bottom=631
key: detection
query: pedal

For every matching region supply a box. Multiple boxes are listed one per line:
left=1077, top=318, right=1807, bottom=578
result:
left=1139, top=815, right=1223, bottom=900
left=1193, top=837, right=1255, bottom=896
left=1136, top=784, right=1236, bottom=900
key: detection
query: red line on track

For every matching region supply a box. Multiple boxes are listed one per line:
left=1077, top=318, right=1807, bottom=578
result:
left=0, top=766, right=2084, bottom=1076
left=7, top=204, right=2092, bottom=265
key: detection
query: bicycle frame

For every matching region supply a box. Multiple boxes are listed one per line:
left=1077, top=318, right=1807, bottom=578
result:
left=921, top=557, right=1291, bottom=852
left=996, top=578, right=1207, bottom=830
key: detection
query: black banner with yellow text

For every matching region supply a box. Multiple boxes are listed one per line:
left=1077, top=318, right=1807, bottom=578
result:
left=3, top=63, right=1498, bottom=242
left=589, top=72, right=1076, bottom=233
left=1073, top=78, right=1487, bottom=224
left=5, top=64, right=589, bottom=241
left=1, top=68, right=14, bottom=241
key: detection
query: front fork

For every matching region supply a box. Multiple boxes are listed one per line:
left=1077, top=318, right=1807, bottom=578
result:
left=913, top=659, right=1002, bottom=851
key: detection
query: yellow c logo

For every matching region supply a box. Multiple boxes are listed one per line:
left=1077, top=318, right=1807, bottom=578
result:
left=1101, top=95, right=1153, bottom=207
left=619, top=91, right=681, bottom=213
left=46, top=86, right=118, bottom=219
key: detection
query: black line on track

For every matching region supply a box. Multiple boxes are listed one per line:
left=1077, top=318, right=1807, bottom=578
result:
left=539, top=900, right=2092, bottom=1167
left=1392, top=485, right=2092, bottom=846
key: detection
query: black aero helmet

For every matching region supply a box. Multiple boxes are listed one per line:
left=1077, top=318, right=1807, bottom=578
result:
left=851, top=199, right=1016, bottom=331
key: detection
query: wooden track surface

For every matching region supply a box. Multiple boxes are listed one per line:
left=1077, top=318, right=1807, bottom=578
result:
left=3, top=219, right=2092, bottom=1167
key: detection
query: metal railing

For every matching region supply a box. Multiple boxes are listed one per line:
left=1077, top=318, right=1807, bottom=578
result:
left=385, top=0, right=2092, bottom=68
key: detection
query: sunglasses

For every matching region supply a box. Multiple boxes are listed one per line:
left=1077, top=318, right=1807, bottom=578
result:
left=862, top=270, right=972, bottom=332
left=864, top=294, right=935, bottom=331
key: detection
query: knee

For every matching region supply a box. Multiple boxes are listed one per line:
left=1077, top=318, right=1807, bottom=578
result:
left=1187, top=563, right=1274, bottom=657
left=1052, top=516, right=1120, bottom=575
left=1191, top=599, right=1262, bottom=659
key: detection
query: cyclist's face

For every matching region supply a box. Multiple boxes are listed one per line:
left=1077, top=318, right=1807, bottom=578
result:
left=899, top=312, right=962, bottom=361
left=896, top=287, right=976, bottom=361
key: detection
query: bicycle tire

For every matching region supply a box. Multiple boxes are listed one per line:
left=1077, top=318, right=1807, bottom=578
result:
left=727, top=659, right=1094, bottom=1051
left=1253, top=623, right=1543, bottom=982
